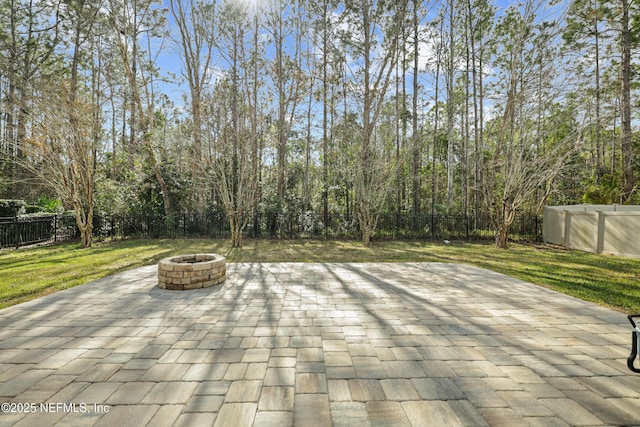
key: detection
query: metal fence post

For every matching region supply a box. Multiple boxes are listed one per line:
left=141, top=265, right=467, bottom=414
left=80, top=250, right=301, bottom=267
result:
left=431, top=214, right=435, bottom=239
left=465, top=214, right=469, bottom=240
left=14, top=216, right=18, bottom=249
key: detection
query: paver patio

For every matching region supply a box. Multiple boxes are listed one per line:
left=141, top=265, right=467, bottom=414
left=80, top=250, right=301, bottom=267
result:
left=0, top=262, right=639, bottom=426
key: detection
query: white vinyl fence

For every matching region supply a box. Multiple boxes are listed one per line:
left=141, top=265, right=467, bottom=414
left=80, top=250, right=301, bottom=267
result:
left=543, top=205, right=640, bottom=258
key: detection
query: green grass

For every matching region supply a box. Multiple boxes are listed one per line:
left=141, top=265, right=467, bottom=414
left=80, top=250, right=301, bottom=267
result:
left=1, top=238, right=639, bottom=313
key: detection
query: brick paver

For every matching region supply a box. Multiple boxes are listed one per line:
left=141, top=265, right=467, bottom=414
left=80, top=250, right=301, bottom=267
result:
left=0, top=262, right=638, bottom=425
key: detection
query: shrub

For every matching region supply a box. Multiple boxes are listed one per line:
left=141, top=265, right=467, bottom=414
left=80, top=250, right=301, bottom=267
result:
left=25, top=205, right=42, bottom=214
left=0, top=200, right=26, bottom=217
left=37, top=196, right=63, bottom=213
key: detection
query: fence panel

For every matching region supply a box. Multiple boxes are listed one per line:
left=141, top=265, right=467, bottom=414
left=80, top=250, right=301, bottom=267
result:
left=0, top=214, right=78, bottom=249
left=0, top=212, right=542, bottom=249
left=0, top=218, right=15, bottom=248
left=0, top=216, right=54, bottom=248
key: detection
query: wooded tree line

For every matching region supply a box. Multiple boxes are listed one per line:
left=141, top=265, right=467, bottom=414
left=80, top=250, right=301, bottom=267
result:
left=0, top=0, right=638, bottom=247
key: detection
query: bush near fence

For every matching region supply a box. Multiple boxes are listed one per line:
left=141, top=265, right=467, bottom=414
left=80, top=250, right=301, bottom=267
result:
left=0, top=200, right=26, bottom=217
left=1, top=211, right=542, bottom=249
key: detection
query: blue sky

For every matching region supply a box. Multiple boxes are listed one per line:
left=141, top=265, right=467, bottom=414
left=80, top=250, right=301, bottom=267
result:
left=154, top=0, right=570, bottom=116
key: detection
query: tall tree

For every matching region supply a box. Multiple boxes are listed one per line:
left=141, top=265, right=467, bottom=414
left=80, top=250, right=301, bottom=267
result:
left=444, top=0, right=457, bottom=211
left=264, top=0, right=304, bottom=209
left=466, top=0, right=494, bottom=219
left=565, top=0, right=638, bottom=203
left=107, top=0, right=172, bottom=217
left=204, top=0, right=257, bottom=247
left=311, top=0, right=339, bottom=227
left=0, top=0, right=62, bottom=188
left=410, top=0, right=422, bottom=215
left=564, top=0, right=606, bottom=181
left=343, top=0, right=409, bottom=246
left=428, top=15, right=445, bottom=214
left=28, top=83, right=100, bottom=247
left=618, top=0, right=634, bottom=201
left=169, top=0, right=216, bottom=213
left=21, top=0, right=103, bottom=247
left=484, top=1, right=576, bottom=248
left=248, top=7, right=264, bottom=235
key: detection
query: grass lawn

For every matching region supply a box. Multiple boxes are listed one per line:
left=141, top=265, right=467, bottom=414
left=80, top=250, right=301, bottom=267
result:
left=1, top=238, right=639, bottom=313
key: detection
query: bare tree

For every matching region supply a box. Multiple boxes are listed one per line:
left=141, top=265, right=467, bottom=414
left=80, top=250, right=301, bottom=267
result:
left=489, top=131, right=577, bottom=248
left=204, top=0, right=258, bottom=247
left=107, top=0, right=172, bottom=217
left=6, top=0, right=103, bottom=247
left=26, top=81, right=100, bottom=247
left=169, top=0, right=215, bottom=213
left=0, top=0, right=62, bottom=189
left=264, top=0, right=304, bottom=207
left=207, top=79, right=254, bottom=247
left=483, top=1, right=576, bottom=248
left=342, top=0, right=409, bottom=246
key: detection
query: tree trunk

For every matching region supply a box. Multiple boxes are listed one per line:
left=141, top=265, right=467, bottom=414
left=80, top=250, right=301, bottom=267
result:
left=411, top=0, right=420, bottom=216
left=230, top=213, right=243, bottom=248
left=322, top=0, right=330, bottom=228
left=146, top=143, right=170, bottom=221
left=359, top=210, right=375, bottom=247
left=593, top=5, right=602, bottom=180
left=432, top=17, right=444, bottom=214
left=76, top=204, right=94, bottom=248
left=496, top=224, right=509, bottom=249
left=251, top=12, right=261, bottom=237
left=359, top=0, right=373, bottom=246
left=362, top=228, right=372, bottom=247
left=446, top=0, right=456, bottom=211
left=495, top=201, right=516, bottom=249
left=468, top=0, right=480, bottom=223
left=620, top=0, right=633, bottom=201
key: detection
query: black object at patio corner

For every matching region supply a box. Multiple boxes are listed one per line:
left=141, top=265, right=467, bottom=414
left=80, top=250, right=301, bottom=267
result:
left=627, top=314, right=640, bottom=373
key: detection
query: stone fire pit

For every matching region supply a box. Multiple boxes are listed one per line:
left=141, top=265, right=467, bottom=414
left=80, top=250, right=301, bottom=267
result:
left=157, top=254, right=226, bottom=290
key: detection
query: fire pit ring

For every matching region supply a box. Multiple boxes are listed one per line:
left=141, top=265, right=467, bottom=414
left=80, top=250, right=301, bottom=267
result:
left=157, top=254, right=226, bottom=290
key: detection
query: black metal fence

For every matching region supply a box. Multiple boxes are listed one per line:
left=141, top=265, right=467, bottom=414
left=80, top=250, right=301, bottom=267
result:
left=1, top=211, right=542, bottom=249
left=0, top=215, right=78, bottom=248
